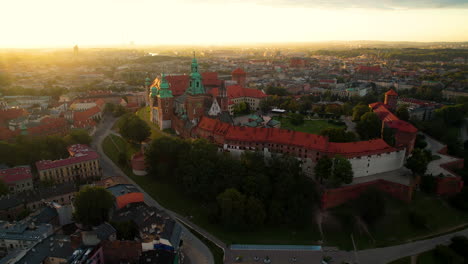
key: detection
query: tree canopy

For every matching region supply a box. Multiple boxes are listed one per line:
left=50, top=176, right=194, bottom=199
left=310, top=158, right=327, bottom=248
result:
left=145, top=137, right=317, bottom=229
left=73, top=186, right=114, bottom=227
left=356, top=112, right=382, bottom=140
left=352, top=105, right=370, bottom=121
left=405, top=148, right=431, bottom=176
left=331, top=155, right=354, bottom=187
left=118, top=114, right=151, bottom=143
left=320, top=128, right=356, bottom=143
left=396, top=105, right=410, bottom=121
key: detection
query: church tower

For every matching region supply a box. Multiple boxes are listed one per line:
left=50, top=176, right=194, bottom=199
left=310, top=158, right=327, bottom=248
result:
left=186, top=53, right=207, bottom=122
left=156, top=73, right=174, bottom=129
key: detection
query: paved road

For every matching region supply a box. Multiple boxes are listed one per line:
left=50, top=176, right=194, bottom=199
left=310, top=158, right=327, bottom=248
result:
left=92, top=115, right=215, bottom=264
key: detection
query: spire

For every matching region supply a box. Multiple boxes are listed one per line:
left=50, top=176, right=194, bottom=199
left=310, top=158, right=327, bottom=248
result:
left=158, top=72, right=173, bottom=98
left=187, top=52, right=205, bottom=95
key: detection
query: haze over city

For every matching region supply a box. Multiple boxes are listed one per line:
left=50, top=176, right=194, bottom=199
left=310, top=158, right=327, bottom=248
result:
left=1, top=0, right=468, bottom=48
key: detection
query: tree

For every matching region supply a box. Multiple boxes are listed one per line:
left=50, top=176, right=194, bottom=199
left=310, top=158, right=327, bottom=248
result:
left=352, top=105, right=370, bottom=121
left=118, top=114, right=151, bottom=143
left=331, top=156, right=354, bottom=187
left=233, top=102, right=250, bottom=116
left=314, top=156, right=332, bottom=183
left=217, top=188, right=246, bottom=228
left=396, top=105, right=410, bottom=121
left=113, top=104, right=128, bottom=117
left=325, top=104, right=342, bottom=117
left=64, top=130, right=92, bottom=146
left=244, top=196, right=266, bottom=227
left=0, top=179, right=9, bottom=196
left=405, top=148, right=431, bottom=176
left=320, top=128, right=356, bottom=143
left=356, top=112, right=381, bottom=140
left=73, top=186, right=114, bottom=227
left=289, top=113, right=304, bottom=126
left=103, top=103, right=115, bottom=113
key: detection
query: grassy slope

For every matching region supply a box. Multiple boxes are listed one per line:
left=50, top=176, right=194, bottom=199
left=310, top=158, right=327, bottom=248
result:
left=272, top=116, right=345, bottom=134
left=136, top=106, right=166, bottom=139
left=323, top=192, right=468, bottom=250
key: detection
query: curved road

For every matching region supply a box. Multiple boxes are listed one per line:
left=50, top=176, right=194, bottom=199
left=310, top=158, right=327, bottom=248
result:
left=92, top=115, right=468, bottom=264
left=92, top=115, right=217, bottom=264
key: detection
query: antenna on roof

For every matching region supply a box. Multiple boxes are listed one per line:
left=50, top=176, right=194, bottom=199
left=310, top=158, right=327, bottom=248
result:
left=193, top=51, right=195, bottom=59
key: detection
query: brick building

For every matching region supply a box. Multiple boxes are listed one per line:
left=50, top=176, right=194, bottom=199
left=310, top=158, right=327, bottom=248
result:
left=36, top=144, right=101, bottom=184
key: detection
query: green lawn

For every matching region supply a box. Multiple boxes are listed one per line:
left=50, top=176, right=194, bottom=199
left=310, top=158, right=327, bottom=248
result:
left=323, top=192, right=468, bottom=250
left=272, top=116, right=345, bottom=134
left=136, top=106, right=166, bottom=139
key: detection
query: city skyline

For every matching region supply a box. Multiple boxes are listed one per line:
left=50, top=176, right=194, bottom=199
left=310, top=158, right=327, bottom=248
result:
left=1, top=0, right=468, bottom=48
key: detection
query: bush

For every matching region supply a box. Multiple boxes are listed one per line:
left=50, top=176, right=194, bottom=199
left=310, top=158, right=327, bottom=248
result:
left=289, top=113, right=304, bottom=126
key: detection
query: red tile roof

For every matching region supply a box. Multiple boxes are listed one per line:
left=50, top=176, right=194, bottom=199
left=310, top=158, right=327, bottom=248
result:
left=201, top=72, right=221, bottom=86
left=36, top=144, right=99, bottom=171
left=232, top=68, right=246, bottom=75
left=27, top=117, right=68, bottom=136
left=385, top=89, right=398, bottom=96
left=386, top=120, right=418, bottom=133
left=328, top=139, right=395, bottom=158
left=370, top=102, right=417, bottom=133
left=0, top=126, right=19, bottom=141
left=74, top=106, right=101, bottom=122
left=210, top=85, right=266, bottom=100
left=357, top=65, right=382, bottom=73
left=0, top=109, right=28, bottom=124
left=197, top=117, right=396, bottom=157
left=0, top=166, right=32, bottom=184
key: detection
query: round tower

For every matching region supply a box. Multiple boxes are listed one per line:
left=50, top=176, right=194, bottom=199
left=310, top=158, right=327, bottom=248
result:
left=384, top=89, right=398, bottom=111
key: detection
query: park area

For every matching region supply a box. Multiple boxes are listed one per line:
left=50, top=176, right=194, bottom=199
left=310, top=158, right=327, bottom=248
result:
left=272, top=116, right=346, bottom=134
left=103, top=108, right=468, bottom=252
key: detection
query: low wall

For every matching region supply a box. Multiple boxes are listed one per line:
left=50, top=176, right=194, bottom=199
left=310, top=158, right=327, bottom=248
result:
left=322, top=179, right=413, bottom=209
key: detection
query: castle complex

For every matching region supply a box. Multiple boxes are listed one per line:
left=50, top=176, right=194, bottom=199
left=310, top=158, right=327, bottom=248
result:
left=148, top=57, right=417, bottom=178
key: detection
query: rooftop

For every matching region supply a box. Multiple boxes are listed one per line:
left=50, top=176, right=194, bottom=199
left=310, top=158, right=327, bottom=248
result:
left=36, top=144, right=99, bottom=171
left=0, top=165, right=32, bottom=184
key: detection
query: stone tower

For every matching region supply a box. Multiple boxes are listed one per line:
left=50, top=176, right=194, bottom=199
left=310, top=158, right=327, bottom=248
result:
left=384, top=89, right=398, bottom=111
left=232, top=68, right=246, bottom=87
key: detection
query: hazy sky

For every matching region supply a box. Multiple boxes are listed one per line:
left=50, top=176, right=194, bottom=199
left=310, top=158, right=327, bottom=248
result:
left=1, top=0, right=467, bottom=47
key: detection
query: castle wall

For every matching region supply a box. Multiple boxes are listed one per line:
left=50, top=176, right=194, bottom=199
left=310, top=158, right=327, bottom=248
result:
left=348, top=149, right=406, bottom=177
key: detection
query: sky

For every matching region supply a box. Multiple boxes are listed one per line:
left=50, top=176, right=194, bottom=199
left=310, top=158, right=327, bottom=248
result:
left=1, top=0, right=467, bottom=48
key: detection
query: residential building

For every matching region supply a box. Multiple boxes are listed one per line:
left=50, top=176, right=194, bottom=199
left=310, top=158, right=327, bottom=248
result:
left=0, top=166, right=34, bottom=193
left=0, top=219, right=54, bottom=257
left=36, top=144, right=101, bottom=184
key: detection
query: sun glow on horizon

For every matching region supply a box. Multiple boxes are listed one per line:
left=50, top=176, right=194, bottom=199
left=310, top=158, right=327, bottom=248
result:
left=1, top=0, right=467, bottom=48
